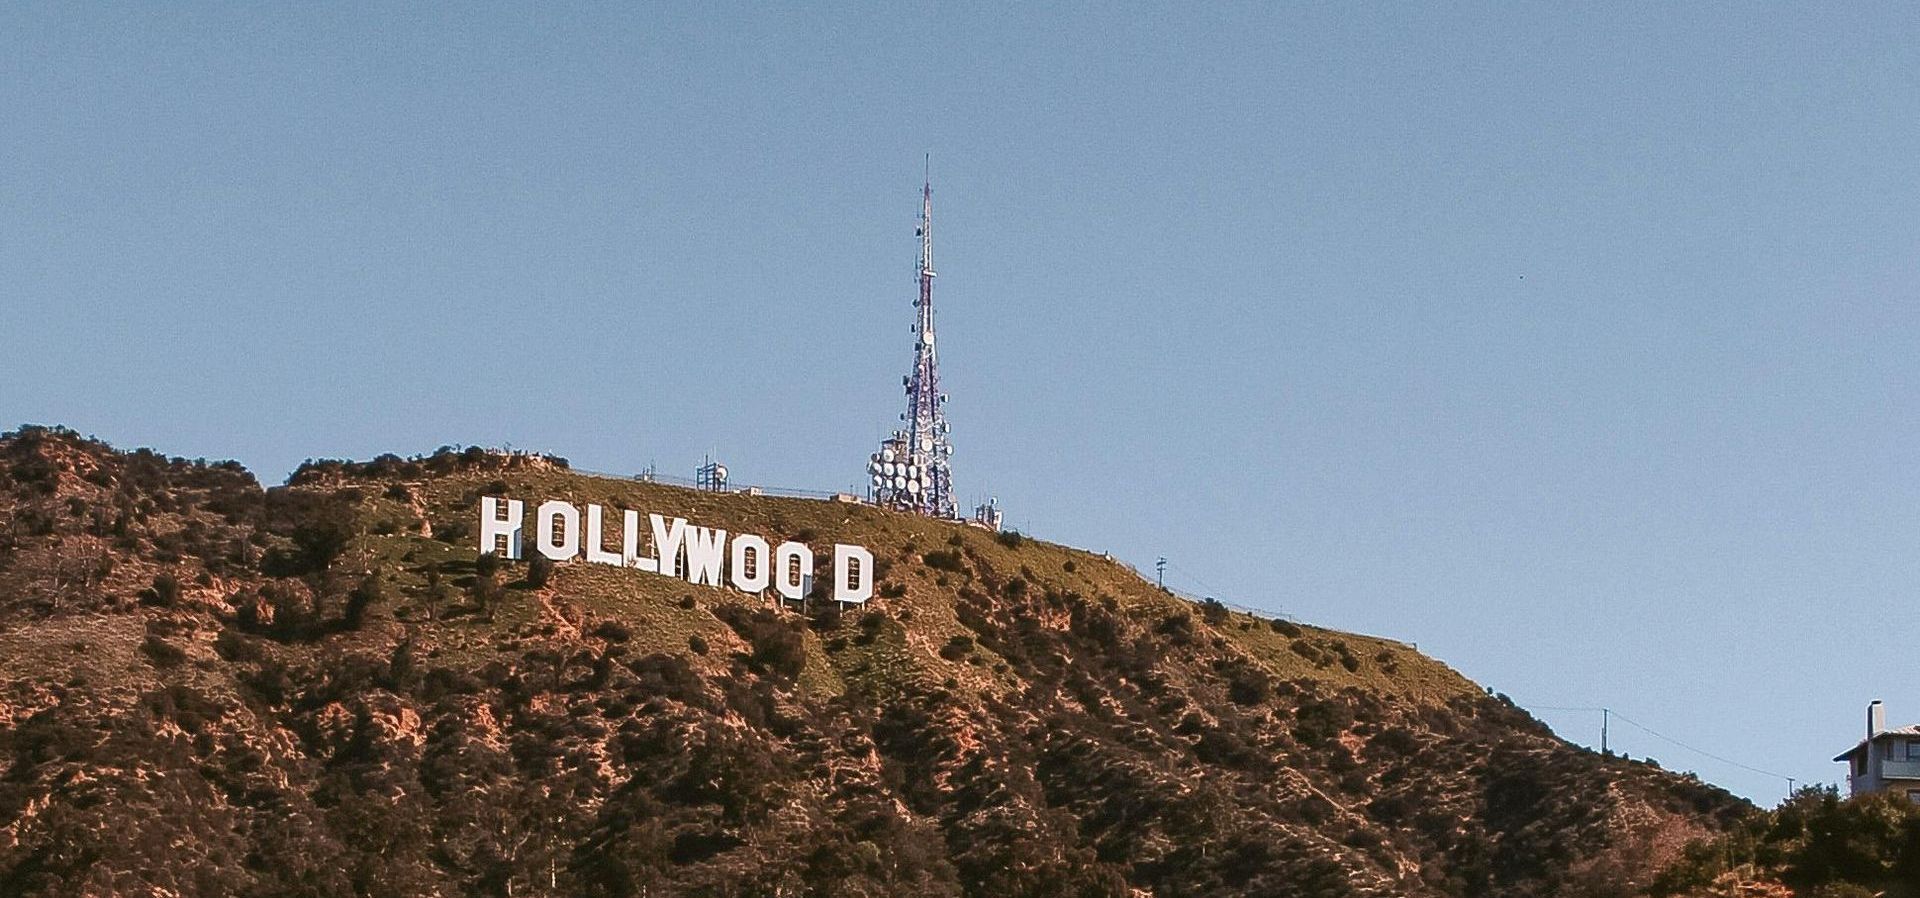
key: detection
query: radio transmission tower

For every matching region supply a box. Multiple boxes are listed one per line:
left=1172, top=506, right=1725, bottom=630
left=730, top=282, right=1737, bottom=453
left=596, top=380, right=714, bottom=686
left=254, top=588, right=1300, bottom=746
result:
left=867, top=162, right=956, bottom=518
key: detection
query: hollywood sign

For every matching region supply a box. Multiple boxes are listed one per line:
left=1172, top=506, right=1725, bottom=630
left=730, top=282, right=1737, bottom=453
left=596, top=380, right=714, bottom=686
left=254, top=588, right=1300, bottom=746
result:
left=478, top=496, right=873, bottom=604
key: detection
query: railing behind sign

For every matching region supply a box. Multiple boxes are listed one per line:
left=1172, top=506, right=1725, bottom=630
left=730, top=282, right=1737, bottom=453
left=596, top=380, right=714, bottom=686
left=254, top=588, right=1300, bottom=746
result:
left=568, top=466, right=850, bottom=502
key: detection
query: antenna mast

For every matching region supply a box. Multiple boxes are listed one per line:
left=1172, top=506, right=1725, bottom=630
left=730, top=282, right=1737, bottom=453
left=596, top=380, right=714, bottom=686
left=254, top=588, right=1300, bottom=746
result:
left=867, top=160, right=957, bottom=518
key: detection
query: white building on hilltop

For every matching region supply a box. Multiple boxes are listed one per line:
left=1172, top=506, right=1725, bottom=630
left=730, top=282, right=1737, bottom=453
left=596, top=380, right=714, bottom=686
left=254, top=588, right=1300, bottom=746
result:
left=1834, top=701, right=1920, bottom=800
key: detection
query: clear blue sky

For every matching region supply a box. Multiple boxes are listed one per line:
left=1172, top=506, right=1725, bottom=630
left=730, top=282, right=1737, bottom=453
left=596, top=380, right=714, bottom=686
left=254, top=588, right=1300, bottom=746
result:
left=5, top=4, right=1916, bottom=804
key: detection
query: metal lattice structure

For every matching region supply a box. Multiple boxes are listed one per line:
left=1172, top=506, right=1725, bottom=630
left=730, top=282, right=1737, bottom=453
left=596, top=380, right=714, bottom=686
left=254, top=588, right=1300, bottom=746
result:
left=868, top=167, right=956, bottom=518
left=694, top=457, right=728, bottom=492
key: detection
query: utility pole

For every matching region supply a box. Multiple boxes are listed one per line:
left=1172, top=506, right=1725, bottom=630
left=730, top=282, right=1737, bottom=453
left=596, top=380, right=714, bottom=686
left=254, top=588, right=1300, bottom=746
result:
left=1156, top=557, right=1167, bottom=589
left=1602, top=708, right=1610, bottom=755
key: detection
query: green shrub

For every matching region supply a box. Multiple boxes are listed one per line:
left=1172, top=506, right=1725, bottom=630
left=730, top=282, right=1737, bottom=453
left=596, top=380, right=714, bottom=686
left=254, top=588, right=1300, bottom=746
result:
left=526, top=553, right=554, bottom=588
left=140, top=574, right=181, bottom=608
left=1156, top=612, right=1195, bottom=645
left=1227, top=668, right=1271, bottom=705
left=922, top=549, right=965, bottom=573
left=589, top=620, right=633, bottom=643
left=940, top=635, right=973, bottom=661
left=342, top=574, right=382, bottom=630
left=713, top=606, right=807, bottom=680
left=141, top=635, right=187, bottom=668
left=1199, top=598, right=1230, bottom=625
left=1289, top=639, right=1325, bottom=665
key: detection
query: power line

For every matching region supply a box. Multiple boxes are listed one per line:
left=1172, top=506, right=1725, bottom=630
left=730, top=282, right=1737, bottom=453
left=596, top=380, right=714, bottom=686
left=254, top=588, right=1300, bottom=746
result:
left=1164, top=561, right=1233, bottom=600
left=1517, top=700, right=1795, bottom=787
left=1607, top=710, right=1795, bottom=785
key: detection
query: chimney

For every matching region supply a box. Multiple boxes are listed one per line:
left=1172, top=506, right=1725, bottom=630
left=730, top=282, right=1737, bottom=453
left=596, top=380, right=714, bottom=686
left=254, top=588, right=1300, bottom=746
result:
left=1869, top=700, right=1886, bottom=739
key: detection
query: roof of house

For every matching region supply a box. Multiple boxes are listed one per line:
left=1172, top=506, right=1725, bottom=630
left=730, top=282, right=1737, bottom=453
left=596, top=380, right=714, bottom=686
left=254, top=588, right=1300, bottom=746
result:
left=1833, top=725, right=1920, bottom=762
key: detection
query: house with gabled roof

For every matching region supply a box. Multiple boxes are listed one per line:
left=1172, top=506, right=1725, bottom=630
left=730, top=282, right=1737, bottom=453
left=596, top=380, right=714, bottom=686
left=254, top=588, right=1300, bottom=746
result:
left=1834, top=701, right=1920, bottom=800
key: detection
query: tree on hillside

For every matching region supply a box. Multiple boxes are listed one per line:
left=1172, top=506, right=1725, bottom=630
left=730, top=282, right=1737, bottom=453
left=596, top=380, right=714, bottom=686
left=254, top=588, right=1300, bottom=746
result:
left=526, top=553, right=554, bottom=589
left=1654, top=787, right=1920, bottom=897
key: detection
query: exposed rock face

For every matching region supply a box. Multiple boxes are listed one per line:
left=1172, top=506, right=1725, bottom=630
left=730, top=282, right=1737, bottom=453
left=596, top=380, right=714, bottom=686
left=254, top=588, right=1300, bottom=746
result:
left=0, top=427, right=1748, bottom=897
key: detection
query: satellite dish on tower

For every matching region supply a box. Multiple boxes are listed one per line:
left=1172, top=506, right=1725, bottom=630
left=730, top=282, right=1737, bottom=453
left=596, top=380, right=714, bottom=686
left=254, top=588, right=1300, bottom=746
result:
left=859, top=170, right=958, bottom=518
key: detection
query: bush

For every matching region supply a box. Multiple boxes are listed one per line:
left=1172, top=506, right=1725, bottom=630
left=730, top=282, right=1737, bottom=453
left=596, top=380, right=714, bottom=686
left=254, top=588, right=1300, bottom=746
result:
left=687, top=634, right=709, bottom=655
left=1199, top=597, right=1230, bottom=625
left=342, top=574, right=382, bottom=630
left=940, top=635, right=974, bottom=661
left=1330, top=640, right=1360, bottom=671
left=141, top=635, right=187, bottom=668
left=213, top=629, right=265, bottom=663
left=470, top=571, right=502, bottom=609
left=526, top=553, right=554, bottom=588
left=1156, top=612, right=1195, bottom=645
left=807, top=601, right=842, bottom=632
left=1227, top=668, right=1271, bottom=705
left=922, top=550, right=965, bottom=573
left=433, top=520, right=471, bottom=543
left=1369, top=728, right=1420, bottom=758
left=1268, top=618, right=1303, bottom=638
left=259, top=580, right=319, bottom=641
left=713, top=606, right=807, bottom=680
left=589, top=620, right=633, bottom=643
left=274, top=494, right=359, bottom=574
left=1289, top=639, right=1327, bottom=665
left=995, top=530, right=1025, bottom=549
left=140, top=574, right=182, bottom=608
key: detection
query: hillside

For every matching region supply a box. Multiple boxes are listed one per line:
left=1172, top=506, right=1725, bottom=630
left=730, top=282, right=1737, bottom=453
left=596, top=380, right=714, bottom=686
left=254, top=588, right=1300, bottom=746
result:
left=0, top=425, right=1748, bottom=897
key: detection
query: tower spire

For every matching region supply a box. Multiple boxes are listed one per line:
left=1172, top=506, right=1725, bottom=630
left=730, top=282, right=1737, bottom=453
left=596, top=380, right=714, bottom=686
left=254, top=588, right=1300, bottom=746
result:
left=867, top=164, right=956, bottom=518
